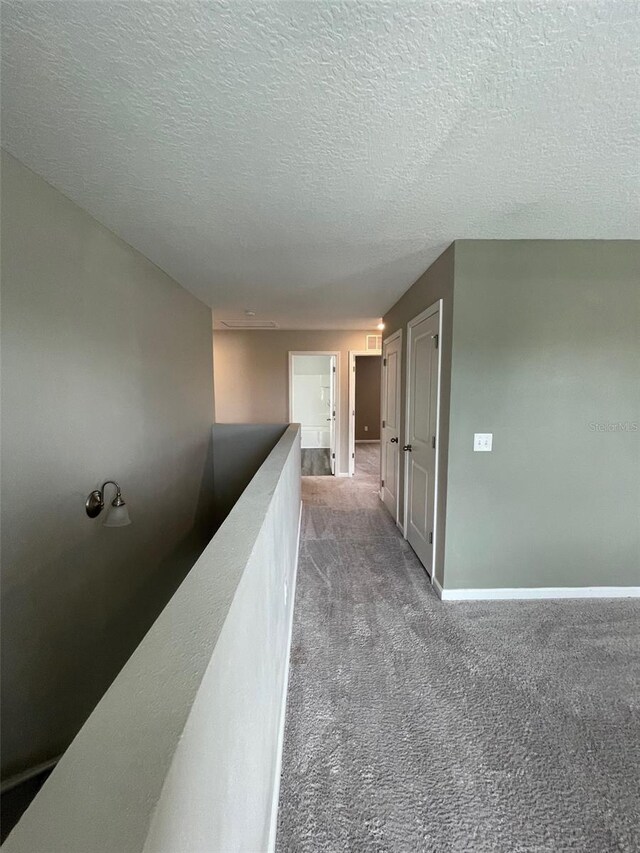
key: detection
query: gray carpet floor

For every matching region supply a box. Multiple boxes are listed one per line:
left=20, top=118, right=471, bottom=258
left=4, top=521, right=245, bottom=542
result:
left=302, top=448, right=333, bottom=477
left=277, top=444, right=640, bottom=852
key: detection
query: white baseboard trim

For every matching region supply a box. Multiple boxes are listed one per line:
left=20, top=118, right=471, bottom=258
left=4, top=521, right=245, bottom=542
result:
left=437, top=585, right=640, bottom=601
left=395, top=521, right=405, bottom=536
left=335, top=472, right=352, bottom=478
left=267, top=500, right=302, bottom=852
left=355, top=439, right=380, bottom=444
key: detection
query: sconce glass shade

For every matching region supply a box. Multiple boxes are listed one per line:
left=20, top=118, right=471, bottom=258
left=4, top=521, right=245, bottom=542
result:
left=103, top=502, right=131, bottom=528
left=86, top=480, right=131, bottom=526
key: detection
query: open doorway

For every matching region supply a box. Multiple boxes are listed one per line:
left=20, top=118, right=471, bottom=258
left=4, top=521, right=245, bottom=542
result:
left=289, top=352, right=338, bottom=476
left=348, top=351, right=381, bottom=479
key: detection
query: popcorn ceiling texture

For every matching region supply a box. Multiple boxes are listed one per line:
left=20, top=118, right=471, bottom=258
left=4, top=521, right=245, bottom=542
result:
left=2, top=1, right=639, bottom=328
left=277, top=445, right=640, bottom=852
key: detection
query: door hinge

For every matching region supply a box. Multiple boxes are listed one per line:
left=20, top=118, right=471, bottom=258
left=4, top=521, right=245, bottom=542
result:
left=381, top=479, right=384, bottom=487
left=433, top=334, right=439, bottom=349
left=382, top=419, right=386, bottom=428
left=429, top=531, right=433, bottom=544
left=352, top=452, right=355, bottom=459
left=332, top=452, right=335, bottom=459
left=353, top=364, right=356, bottom=372
left=432, top=435, right=436, bottom=448
left=383, top=357, right=387, bottom=366
left=333, top=365, right=336, bottom=373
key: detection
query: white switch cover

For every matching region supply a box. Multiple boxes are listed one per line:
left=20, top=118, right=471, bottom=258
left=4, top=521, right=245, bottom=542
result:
left=474, top=433, right=493, bottom=452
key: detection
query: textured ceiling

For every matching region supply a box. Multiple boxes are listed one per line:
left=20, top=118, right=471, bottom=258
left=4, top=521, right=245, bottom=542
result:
left=2, top=1, right=639, bottom=329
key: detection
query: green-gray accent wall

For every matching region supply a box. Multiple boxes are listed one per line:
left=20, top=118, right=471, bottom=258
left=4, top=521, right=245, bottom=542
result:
left=385, top=240, right=639, bottom=590
left=446, top=240, right=639, bottom=589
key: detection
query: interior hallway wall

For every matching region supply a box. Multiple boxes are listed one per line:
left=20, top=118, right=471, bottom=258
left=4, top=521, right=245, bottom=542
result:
left=446, top=240, right=640, bottom=589
left=0, top=152, right=215, bottom=780
left=211, top=423, right=287, bottom=529
left=383, top=245, right=455, bottom=586
left=355, top=356, right=381, bottom=440
left=213, top=329, right=379, bottom=475
left=384, top=240, right=639, bottom=591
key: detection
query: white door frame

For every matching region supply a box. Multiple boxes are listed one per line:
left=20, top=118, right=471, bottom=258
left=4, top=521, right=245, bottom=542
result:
left=348, top=350, right=381, bottom=477
left=380, top=328, right=403, bottom=518
left=403, top=301, right=443, bottom=581
left=288, top=351, right=341, bottom=475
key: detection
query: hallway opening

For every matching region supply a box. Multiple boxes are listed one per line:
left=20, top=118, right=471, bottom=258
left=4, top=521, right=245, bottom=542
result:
left=348, top=351, right=381, bottom=478
left=289, top=352, right=338, bottom=476
left=353, top=441, right=380, bottom=481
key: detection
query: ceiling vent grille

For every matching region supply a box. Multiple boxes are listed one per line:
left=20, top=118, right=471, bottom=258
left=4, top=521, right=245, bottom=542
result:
left=366, top=334, right=382, bottom=352
left=220, top=319, right=279, bottom=329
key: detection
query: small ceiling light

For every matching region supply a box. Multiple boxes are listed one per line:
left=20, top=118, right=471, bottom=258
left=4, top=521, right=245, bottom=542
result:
left=85, top=480, right=131, bottom=527
left=377, top=322, right=385, bottom=331
left=245, top=309, right=256, bottom=317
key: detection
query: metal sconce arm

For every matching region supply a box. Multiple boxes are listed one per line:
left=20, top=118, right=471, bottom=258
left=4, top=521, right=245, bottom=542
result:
left=85, top=480, right=125, bottom=518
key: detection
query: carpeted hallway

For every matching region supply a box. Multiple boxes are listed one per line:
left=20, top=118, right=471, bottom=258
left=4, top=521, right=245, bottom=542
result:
left=276, top=445, right=640, bottom=852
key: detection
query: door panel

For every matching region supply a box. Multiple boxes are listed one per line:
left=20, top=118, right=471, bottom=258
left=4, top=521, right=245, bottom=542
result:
left=386, top=349, right=399, bottom=430
left=381, top=333, right=401, bottom=520
left=384, top=440, right=397, bottom=500
left=409, top=460, right=428, bottom=538
left=412, top=333, right=432, bottom=444
left=405, top=311, right=439, bottom=573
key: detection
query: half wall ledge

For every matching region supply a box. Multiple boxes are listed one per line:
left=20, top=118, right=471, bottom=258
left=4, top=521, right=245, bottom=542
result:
left=2, top=424, right=302, bottom=853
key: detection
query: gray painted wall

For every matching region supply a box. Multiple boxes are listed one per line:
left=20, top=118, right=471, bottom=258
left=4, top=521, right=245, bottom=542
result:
left=355, top=356, right=381, bottom=440
left=2, top=426, right=301, bottom=853
left=445, top=240, right=640, bottom=589
left=214, top=329, right=379, bottom=474
left=1, top=152, right=215, bottom=780
left=383, top=245, right=455, bottom=585
left=143, top=427, right=301, bottom=853
left=212, top=423, right=287, bottom=528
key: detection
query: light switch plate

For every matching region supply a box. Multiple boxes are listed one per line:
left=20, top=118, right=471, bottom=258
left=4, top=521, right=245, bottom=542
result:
left=474, top=433, right=493, bottom=452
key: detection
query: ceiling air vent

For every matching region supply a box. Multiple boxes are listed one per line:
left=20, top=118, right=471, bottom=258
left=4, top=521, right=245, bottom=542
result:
left=366, top=334, right=382, bottom=352
left=220, top=319, right=279, bottom=329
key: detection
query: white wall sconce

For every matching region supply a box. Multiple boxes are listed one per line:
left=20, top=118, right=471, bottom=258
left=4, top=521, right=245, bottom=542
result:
left=85, top=480, right=131, bottom=527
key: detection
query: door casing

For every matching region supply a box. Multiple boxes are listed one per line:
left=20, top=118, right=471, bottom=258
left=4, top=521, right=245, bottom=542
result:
left=288, top=351, right=340, bottom=475
left=403, top=301, right=443, bottom=580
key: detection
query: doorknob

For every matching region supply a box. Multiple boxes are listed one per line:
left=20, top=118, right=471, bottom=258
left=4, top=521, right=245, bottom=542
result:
left=390, top=437, right=398, bottom=443
left=403, top=444, right=412, bottom=452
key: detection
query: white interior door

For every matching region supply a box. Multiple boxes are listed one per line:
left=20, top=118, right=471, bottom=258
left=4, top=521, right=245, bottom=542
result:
left=405, top=310, right=439, bottom=573
left=380, top=332, right=402, bottom=519
left=329, top=356, right=336, bottom=474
